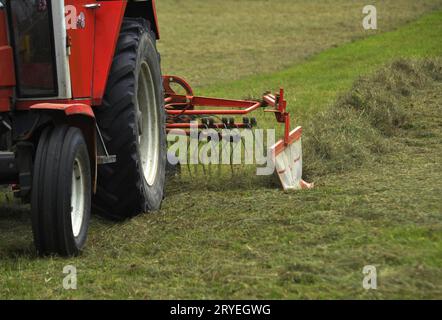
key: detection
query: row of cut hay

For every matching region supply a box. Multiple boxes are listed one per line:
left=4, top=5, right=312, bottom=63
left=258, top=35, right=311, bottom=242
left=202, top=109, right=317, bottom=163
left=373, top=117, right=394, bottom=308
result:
left=303, top=58, right=442, bottom=179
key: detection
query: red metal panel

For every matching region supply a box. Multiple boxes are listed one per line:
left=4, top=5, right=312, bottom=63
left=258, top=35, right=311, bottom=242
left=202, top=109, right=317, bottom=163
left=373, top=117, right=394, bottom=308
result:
left=0, top=93, right=12, bottom=112
left=66, top=0, right=97, bottom=98
left=0, top=9, right=14, bottom=112
left=92, top=1, right=127, bottom=106
left=150, top=0, right=160, bottom=39
left=0, top=47, right=15, bottom=87
left=0, top=9, right=8, bottom=45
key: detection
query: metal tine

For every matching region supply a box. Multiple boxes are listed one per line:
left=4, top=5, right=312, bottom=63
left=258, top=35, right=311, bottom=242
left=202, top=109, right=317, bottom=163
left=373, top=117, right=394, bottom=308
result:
left=230, top=128, right=241, bottom=177
left=186, top=138, right=193, bottom=177
left=200, top=125, right=208, bottom=176
left=241, top=122, right=251, bottom=168
left=220, top=120, right=229, bottom=176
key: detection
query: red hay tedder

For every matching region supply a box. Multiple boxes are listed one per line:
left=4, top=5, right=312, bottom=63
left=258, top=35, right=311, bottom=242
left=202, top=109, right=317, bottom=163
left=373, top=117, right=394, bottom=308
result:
left=0, top=0, right=311, bottom=256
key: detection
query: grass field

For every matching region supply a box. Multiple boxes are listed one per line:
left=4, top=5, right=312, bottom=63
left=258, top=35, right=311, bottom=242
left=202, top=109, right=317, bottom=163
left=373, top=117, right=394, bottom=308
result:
left=1, top=2, right=442, bottom=299
left=157, top=0, right=442, bottom=87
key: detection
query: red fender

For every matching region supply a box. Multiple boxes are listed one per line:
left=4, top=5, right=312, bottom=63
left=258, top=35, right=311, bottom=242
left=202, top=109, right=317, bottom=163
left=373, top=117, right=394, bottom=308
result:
left=30, top=103, right=95, bottom=118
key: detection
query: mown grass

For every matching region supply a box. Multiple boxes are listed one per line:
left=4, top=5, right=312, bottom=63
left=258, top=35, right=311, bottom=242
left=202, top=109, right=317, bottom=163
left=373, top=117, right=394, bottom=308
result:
left=1, top=7, right=442, bottom=299
left=157, top=0, right=442, bottom=87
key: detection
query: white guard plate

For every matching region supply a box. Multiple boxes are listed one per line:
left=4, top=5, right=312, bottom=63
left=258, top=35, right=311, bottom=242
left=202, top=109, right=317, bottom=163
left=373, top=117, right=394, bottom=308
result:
left=270, top=127, right=313, bottom=191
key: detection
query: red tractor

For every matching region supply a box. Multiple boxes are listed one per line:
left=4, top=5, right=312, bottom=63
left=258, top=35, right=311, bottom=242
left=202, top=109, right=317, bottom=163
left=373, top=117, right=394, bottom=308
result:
left=0, top=0, right=309, bottom=256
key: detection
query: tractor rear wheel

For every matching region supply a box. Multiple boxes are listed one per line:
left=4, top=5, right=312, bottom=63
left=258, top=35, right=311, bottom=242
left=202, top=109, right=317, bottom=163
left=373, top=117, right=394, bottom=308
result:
left=93, top=18, right=166, bottom=219
left=31, top=126, right=91, bottom=256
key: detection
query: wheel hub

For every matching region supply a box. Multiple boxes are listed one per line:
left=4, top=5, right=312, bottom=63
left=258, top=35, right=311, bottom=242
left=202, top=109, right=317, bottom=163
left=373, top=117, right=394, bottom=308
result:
left=71, top=158, right=85, bottom=238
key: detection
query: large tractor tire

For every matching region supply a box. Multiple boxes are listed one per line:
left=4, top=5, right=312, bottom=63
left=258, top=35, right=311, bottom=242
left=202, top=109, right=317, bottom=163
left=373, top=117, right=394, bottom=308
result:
left=93, top=18, right=166, bottom=219
left=31, top=126, right=91, bottom=256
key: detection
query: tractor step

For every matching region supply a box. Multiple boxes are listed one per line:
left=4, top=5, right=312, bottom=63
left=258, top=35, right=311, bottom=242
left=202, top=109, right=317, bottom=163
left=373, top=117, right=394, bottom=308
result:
left=97, top=155, right=117, bottom=165
left=96, top=123, right=117, bottom=165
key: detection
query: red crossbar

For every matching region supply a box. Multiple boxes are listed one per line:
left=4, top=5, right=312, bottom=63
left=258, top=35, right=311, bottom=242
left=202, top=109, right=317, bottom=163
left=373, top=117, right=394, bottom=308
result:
left=166, top=96, right=262, bottom=115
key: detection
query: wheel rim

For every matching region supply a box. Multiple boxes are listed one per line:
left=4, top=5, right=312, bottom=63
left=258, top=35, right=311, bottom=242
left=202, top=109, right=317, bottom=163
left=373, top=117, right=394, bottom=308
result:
left=137, top=61, right=160, bottom=186
left=71, top=158, right=85, bottom=238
